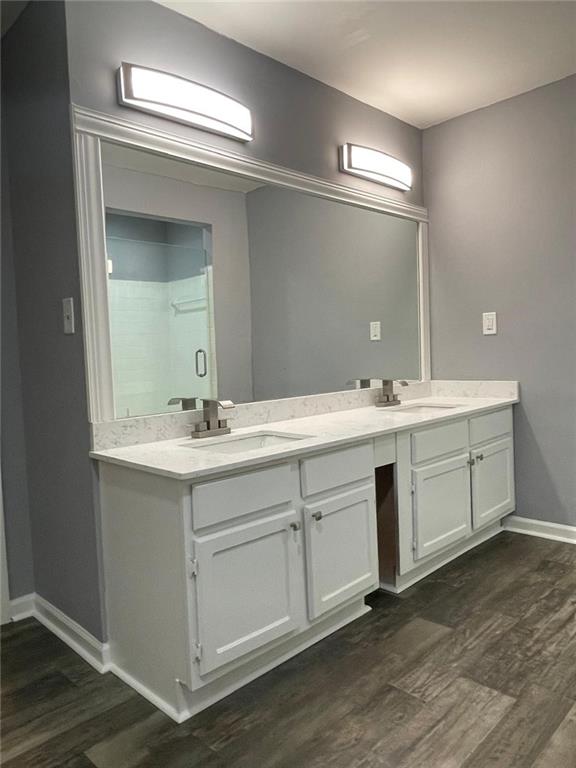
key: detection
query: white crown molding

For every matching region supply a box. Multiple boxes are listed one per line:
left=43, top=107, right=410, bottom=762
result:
left=72, top=105, right=428, bottom=223
left=502, top=515, right=576, bottom=545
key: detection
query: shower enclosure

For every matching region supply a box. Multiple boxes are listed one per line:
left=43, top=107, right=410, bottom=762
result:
left=105, top=211, right=216, bottom=418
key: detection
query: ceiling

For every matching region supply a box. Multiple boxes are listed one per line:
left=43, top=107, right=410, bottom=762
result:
left=156, top=1, right=576, bottom=128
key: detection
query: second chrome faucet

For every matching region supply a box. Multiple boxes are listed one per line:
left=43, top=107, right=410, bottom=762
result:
left=168, top=397, right=235, bottom=438
left=348, top=378, right=409, bottom=407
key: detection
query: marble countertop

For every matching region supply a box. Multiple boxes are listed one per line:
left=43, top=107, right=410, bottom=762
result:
left=90, top=396, right=518, bottom=482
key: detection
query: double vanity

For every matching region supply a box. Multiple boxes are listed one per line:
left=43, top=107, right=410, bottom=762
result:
left=92, top=382, right=518, bottom=722
left=71, top=105, right=518, bottom=724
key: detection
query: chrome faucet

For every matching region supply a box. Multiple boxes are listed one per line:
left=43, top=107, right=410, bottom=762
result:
left=191, top=398, right=235, bottom=439
left=167, top=397, right=198, bottom=411
left=347, top=378, right=373, bottom=389
left=375, top=379, right=409, bottom=407
left=347, top=378, right=409, bottom=406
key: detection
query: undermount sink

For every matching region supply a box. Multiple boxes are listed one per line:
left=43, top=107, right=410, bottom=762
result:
left=386, top=404, right=460, bottom=416
left=185, top=431, right=308, bottom=454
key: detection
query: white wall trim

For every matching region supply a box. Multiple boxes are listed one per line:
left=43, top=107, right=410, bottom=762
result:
left=107, top=663, right=187, bottom=723
left=381, top=522, right=502, bottom=594
left=503, top=515, right=576, bottom=545
left=417, top=222, right=431, bottom=382
left=9, top=589, right=371, bottom=724
left=72, top=106, right=428, bottom=222
left=0, top=474, right=12, bottom=625
left=72, top=131, right=116, bottom=423
left=71, top=105, right=430, bottom=423
left=9, top=593, right=111, bottom=673
left=9, top=592, right=35, bottom=621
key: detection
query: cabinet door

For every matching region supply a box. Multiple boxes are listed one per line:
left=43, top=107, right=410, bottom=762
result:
left=193, top=509, right=301, bottom=675
left=304, top=484, right=378, bottom=620
left=412, top=454, right=472, bottom=561
left=471, top=437, right=515, bottom=529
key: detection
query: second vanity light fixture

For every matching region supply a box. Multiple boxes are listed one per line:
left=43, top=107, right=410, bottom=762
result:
left=117, top=62, right=253, bottom=142
left=339, top=143, right=412, bottom=191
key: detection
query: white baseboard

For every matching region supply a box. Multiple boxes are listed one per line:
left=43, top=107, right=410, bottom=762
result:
left=380, top=522, right=502, bottom=594
left=9, top=592, right=35, bottom=621
left=9, top=592, right=110, bottom=673
left=502, top=515, right=576, bottom=545
left=107, top=663, right=187, bottom=723
left=10, top=591, right=372, bottom=725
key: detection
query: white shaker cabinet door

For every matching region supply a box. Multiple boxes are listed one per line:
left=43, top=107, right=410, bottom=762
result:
left=471, top=437, right=515, bottom=530
left=193, top=509, right=302, bottom=675
left=412, top=454, right=472, bottom=561
left=304, top=484, right=378, bottom=620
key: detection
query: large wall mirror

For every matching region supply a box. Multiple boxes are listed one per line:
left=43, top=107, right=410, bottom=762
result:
left=74, top=111, right=429, bottom=421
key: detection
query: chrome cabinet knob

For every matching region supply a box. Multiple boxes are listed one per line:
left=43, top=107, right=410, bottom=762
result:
left=289, top=522, right=301, bottom=531
left=312, top=511, right=323, bottom=521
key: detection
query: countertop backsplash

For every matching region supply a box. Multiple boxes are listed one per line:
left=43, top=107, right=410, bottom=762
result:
left=90, top=380, right=519, bottom=452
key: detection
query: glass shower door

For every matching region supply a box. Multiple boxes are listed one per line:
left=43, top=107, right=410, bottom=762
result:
left=168, top=264, right=216, bottom=406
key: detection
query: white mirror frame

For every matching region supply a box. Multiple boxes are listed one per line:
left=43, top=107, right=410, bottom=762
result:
left=71, top=105, right=430, bottom=424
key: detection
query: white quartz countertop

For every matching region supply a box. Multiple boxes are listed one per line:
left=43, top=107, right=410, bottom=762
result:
left=90, top=396, right=518, bottom=482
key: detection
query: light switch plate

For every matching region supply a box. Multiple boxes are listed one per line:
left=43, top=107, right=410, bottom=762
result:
left=62, top=297, right=75, bottom=335
left=370, top=321, right=381, bottom=341
left=482, top=311, right=497, bottom=335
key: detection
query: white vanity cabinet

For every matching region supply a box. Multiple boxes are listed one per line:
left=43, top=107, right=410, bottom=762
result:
left=97, top=404, right=516, bottom=721
left=469, top=409, right=515, bottom=530
left=100, top=442, right=377, bottom=722
left=193, top=511, right=303, bottom=675
left=304, top=485, right=378, bottom=619
left=189, top=464, right=306, bottom=678
left=470, top=437, right=514, bottom=529
left=412, top=454, right=472, bottom=560
left=300, top=444, right=379, bottom=620
left=396, top=406, right=515, bottom=581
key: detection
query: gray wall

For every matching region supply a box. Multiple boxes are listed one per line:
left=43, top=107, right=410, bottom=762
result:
left=64, top=0, right=423, bottom=207
left=2, top=1, right=105, bottom=637
left=424, top=76, right=576, bottom=527
left=247, top=186, right=420, bottom=400
left=1, top=85, right=35, bottom=598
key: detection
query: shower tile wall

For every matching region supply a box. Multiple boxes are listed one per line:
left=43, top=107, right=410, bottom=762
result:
left=106, top=214, right=213, bottom=418
left=108, top=280, right=171, bottom=417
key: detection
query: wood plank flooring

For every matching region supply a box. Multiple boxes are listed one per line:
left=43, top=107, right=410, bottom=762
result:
left=2, top=532, right=575, bottom=767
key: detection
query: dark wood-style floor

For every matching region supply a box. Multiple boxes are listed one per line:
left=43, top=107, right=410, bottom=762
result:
left=1, top=532, right=575, bottom=767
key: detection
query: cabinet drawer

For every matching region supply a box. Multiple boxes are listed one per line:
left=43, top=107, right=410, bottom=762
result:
left=469, top=408, right=513, bottom=446
left=300, top=443, right=373, bottom=498
left=411, top=420, right=468, bottom=465
left=192, top=464, right=293, bottom=530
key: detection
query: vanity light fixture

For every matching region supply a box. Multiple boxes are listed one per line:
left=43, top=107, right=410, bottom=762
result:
left=117, top=62, right=253, bottom=142
left=339, top=143, right=412, bottom=191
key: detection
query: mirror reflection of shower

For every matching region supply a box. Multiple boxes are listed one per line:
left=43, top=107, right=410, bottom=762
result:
left=105, top=211, right=217, bottom=418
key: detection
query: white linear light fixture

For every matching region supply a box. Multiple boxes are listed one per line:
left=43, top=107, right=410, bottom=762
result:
left=339, top=143, right=412, bottom=191
left=117, top=62, right=253, bottom=142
